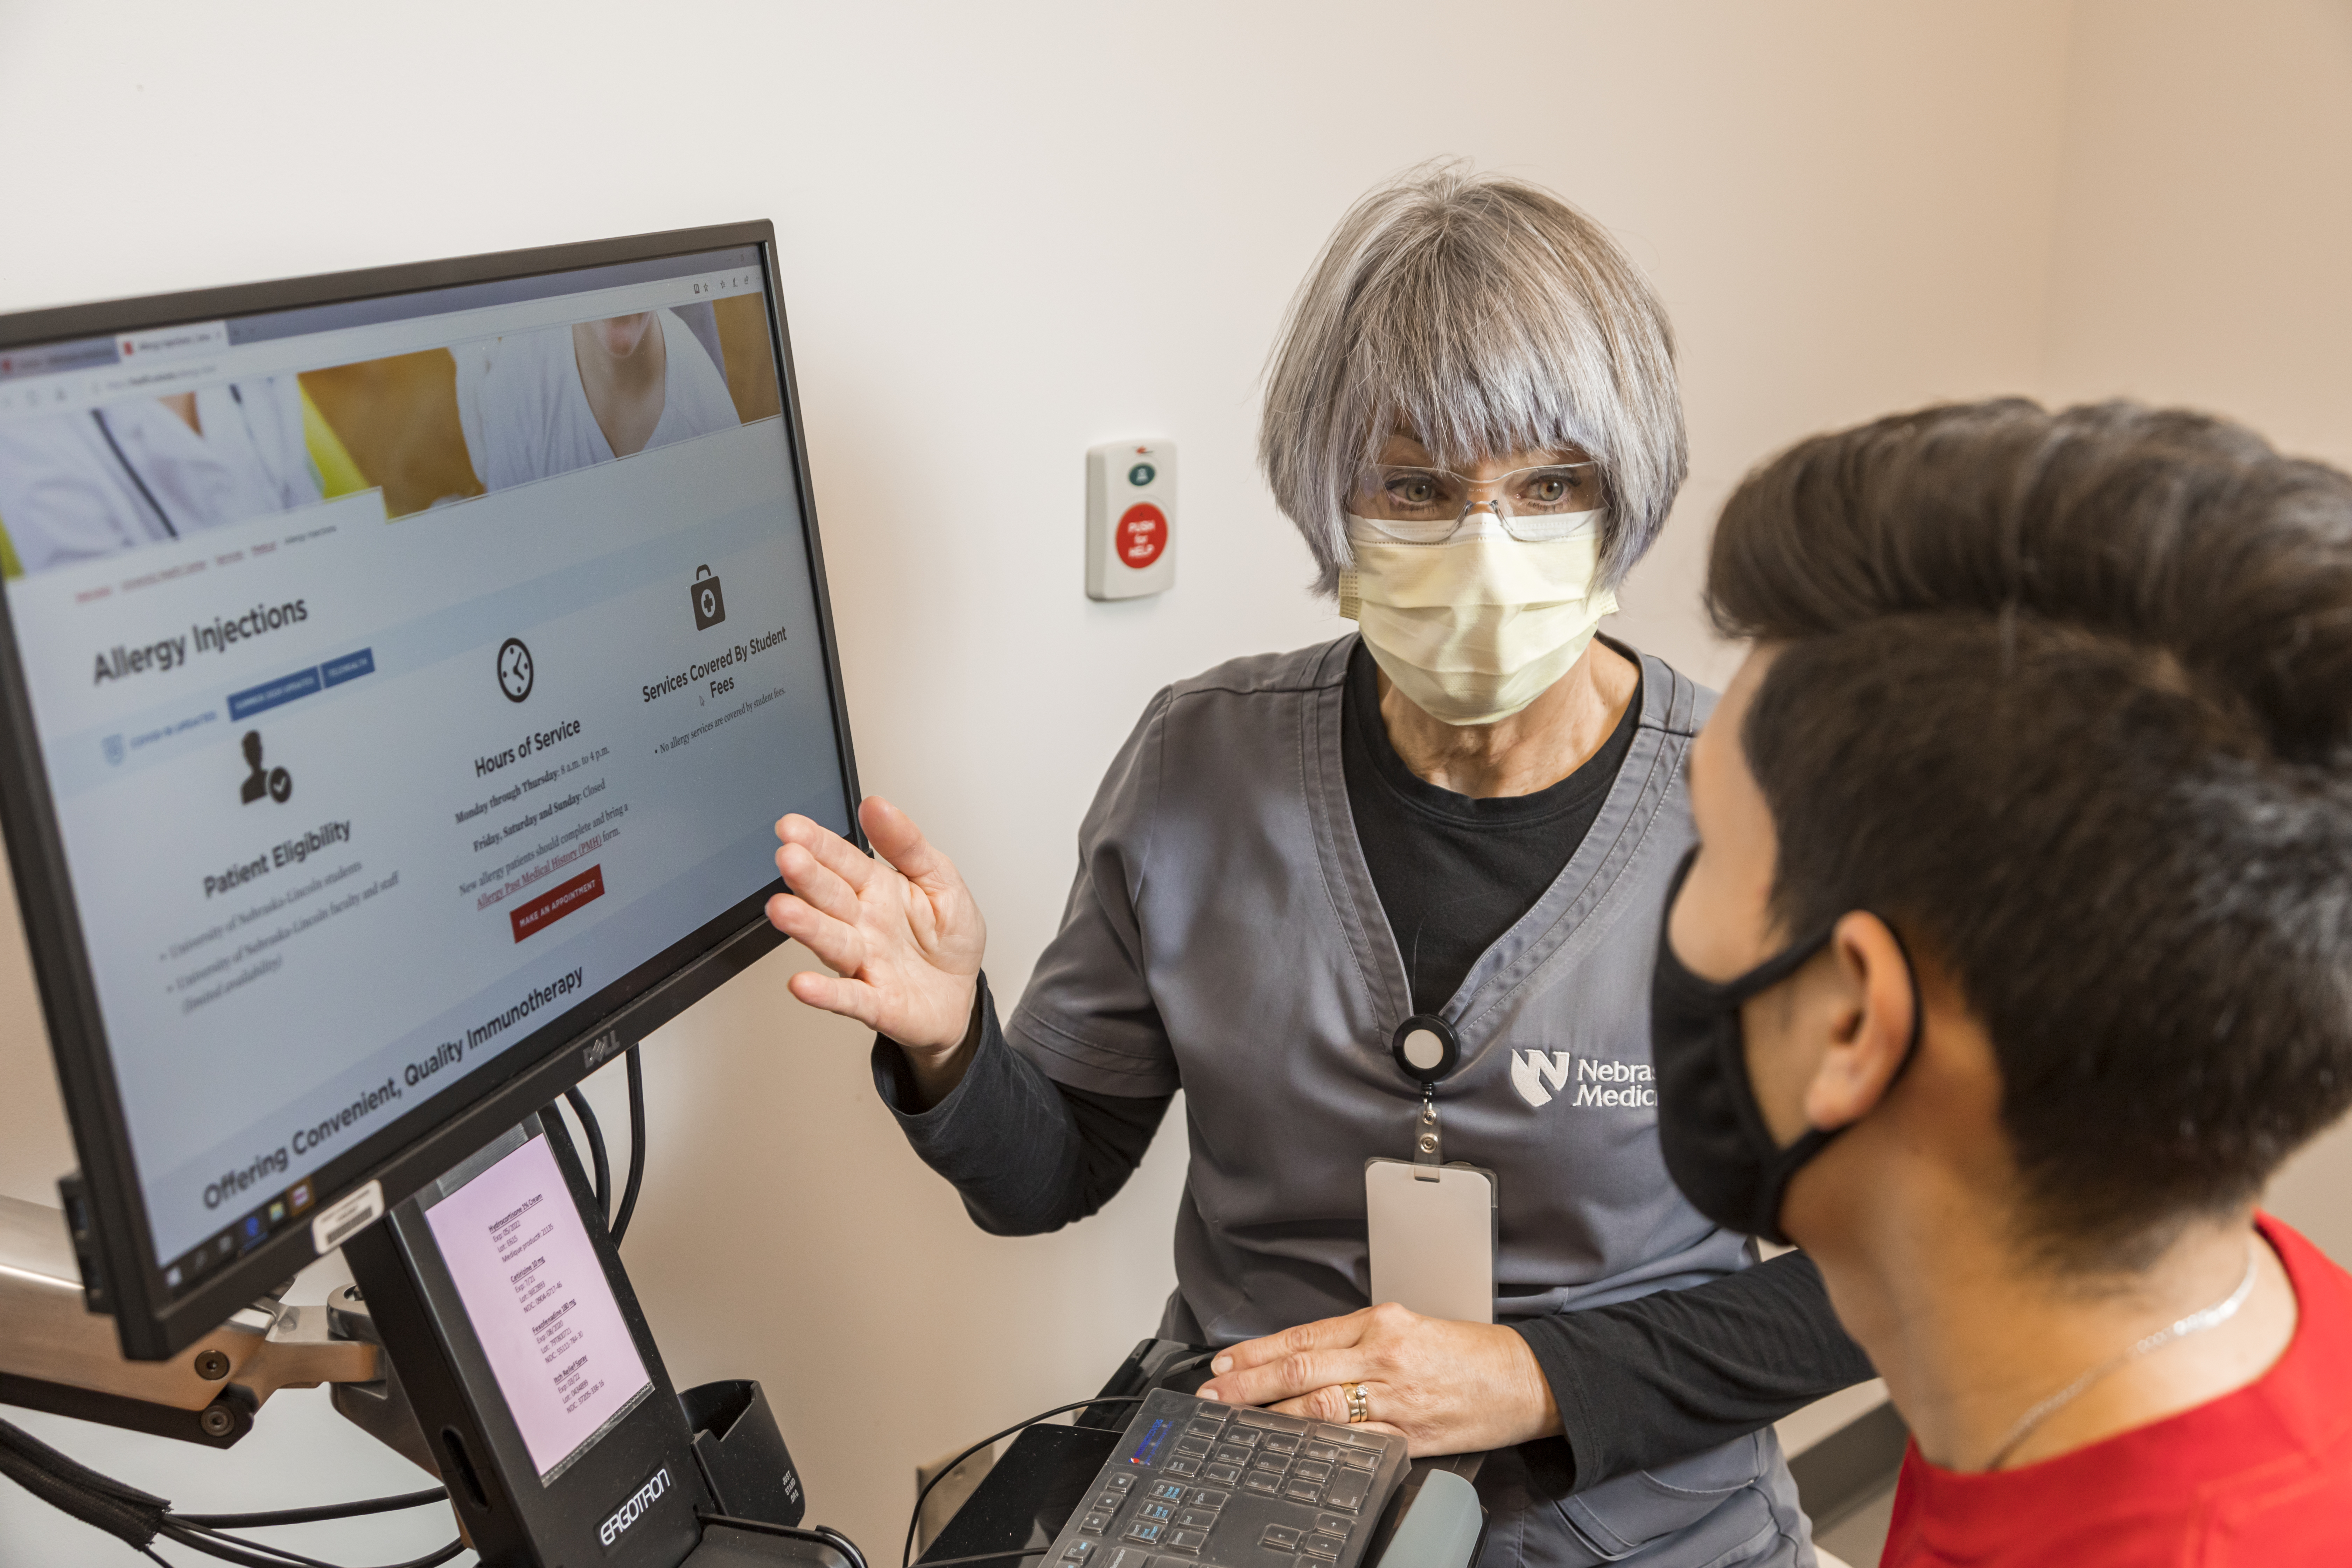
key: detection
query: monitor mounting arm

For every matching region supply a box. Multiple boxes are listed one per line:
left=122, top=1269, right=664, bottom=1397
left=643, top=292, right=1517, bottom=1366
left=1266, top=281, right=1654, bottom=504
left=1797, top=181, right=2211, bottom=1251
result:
left=0, top=1192, right=383, bottom=1450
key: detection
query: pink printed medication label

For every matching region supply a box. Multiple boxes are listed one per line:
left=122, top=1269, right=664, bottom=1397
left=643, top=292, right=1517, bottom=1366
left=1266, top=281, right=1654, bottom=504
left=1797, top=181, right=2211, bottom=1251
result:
left=426, top=1134, right=652, bottom=1479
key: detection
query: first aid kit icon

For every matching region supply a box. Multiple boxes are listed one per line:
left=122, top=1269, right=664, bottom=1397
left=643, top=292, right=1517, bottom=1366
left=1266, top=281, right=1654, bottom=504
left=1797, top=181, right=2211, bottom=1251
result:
left=691, top=565, right=727, bottom=630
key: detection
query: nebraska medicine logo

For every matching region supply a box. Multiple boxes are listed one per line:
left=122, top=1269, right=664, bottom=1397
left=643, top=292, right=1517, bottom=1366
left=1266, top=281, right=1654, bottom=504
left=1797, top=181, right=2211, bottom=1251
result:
left=1511, top=1050, right=1657, bottom=1110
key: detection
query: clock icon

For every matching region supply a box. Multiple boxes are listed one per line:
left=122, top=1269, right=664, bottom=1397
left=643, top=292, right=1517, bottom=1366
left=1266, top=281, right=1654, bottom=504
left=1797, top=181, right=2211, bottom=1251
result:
left=497, top=637, right=534, bottom=703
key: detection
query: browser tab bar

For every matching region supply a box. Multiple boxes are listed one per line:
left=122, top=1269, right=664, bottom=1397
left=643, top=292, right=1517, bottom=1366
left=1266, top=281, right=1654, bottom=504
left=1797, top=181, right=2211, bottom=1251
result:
left=0, top=335, right=119, bottom=382
left=117, top=321, right=228, bottom=362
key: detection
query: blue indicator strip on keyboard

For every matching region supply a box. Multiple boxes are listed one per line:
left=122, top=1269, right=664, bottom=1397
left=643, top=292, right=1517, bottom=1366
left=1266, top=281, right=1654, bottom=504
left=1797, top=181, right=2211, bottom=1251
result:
left=1128, top=1417, right=1174, bottom=1466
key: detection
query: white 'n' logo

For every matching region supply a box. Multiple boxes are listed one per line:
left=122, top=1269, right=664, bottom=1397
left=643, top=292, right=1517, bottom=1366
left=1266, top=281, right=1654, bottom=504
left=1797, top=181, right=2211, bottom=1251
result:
left=1511, top=1049, right=1574, bottom=1108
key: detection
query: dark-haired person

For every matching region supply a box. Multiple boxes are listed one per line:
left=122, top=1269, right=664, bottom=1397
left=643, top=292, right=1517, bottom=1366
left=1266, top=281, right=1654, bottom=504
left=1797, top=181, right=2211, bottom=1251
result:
left=1656, top=398, right=2352, bottom=1563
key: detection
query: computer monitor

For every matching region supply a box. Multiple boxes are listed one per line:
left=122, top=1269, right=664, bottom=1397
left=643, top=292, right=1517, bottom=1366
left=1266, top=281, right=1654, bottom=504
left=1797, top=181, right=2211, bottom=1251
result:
left=0, top=222, right=862, bottom=1359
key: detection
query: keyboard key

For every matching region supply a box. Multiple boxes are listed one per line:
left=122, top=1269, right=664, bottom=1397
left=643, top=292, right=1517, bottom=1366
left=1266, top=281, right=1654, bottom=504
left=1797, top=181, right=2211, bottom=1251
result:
left=1174, top=1439, right=1211, bottom=1460
left=1213, top=1446, right=1252, bottom=1466
left=1150, top=1482, right=1187, bottom=1502
left=1096, top=1493, right=1127, bottom=1511
left=1338, top=1450, right=1376, bottom=1472
left=1238, top=1411, right=1311, bottom=1434
left=1100, top=1548, right=1150, bottom=1568
left=1186, top=1489, right=1229, bottom=1509
left=1106, top=1474, right=1136, bottom=1491
left=1225, top=1429, right=1262, bottom=1448
left=1303, top=1443, right=1340, bottom=1463
left=1140, top=1503, right=1174, bottom=1522
left=1312, top=1424, right=1356, bottom=1445
left=1260, top=1434, right=1301, bottom=1455
left=1303, top=1534, right=1345, bottom=1560
left=1124, top=1521, right=1165, bottom=1544
left=1315, top=1517, right=1351, bottom=1538
left=1079, top=1514, right=1111, bottom=1535
left=1061, top=1542, right=1097, bottom=1563
left=1187, top=1420, right=1224, bottom=1438
left=1167, top=1531, right=1208, bottom=1554
left=1283, top=1482, right=1322, bottom=1504
left=1163, top=1460, right=1199, bottom=1478
left=1293, top=1461, right=1331, bottom=1483
left=1260, top=1525, right=1302, bottom=1550
left=1175, top=1508, right=1219, bottom=1530
left=1325, top=1474, right=1368, bottom=1512
left=1240, top=1473, right=1281, bottom=1495
left=1201, top=1464, right=1241, bottom=1486
left=1251, top=1450, right=1289, bottom=1470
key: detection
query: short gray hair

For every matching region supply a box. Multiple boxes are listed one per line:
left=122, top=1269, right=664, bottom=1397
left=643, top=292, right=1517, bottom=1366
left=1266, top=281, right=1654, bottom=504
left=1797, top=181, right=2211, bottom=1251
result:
left=1260, top=162, right=1687, bottom=594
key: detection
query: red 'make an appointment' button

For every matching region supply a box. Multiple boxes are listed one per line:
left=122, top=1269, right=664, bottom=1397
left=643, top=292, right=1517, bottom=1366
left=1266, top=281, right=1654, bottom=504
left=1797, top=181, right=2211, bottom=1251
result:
left=511, top=864, right=605, bottom=943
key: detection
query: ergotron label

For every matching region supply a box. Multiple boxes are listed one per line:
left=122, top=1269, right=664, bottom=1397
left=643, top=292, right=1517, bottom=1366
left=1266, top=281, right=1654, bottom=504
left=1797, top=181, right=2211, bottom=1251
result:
left=425, top=1134, right=652, bottom=1480
left=601, top=1466, right=672, bottom=1553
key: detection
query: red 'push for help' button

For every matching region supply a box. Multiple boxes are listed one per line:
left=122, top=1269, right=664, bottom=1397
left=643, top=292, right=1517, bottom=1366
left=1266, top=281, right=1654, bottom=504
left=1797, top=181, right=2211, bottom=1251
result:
left=1118, top=503, right=1168, bottom=568
left=510, top=864, right=605, bottom=942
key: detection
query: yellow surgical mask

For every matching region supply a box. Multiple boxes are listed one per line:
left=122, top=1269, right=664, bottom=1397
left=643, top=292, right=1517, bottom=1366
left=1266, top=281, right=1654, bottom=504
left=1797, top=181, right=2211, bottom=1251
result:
left=1338, top=511, right=1616, bottom=726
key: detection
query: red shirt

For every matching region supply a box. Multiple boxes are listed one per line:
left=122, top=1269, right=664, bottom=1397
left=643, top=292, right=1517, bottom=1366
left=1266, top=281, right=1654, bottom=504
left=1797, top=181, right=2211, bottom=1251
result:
left=1879, top=1214, right=2352, bottom=1566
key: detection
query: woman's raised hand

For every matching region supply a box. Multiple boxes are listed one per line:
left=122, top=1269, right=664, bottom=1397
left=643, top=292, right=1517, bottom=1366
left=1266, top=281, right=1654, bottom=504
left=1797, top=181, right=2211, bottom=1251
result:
left=766, top=797, right=987, bottom=1057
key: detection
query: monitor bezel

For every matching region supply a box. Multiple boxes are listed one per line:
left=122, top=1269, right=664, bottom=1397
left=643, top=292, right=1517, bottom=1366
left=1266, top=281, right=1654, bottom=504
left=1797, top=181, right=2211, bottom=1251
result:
left=0, top=220, right=864, bottom=1360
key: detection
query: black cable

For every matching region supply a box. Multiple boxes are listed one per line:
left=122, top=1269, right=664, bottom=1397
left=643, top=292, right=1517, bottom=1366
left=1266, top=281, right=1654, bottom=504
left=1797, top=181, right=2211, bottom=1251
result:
left=699, top=1512, right=870, bottom=1568
left=178, top=1486, right=448, bottom=1528
left=564, top=1085, right=612, bottom=1228
left=156, top=1519, right=463, bottom=1568
left=904, top=1398, right=1146, bottom=1568
left=2, top=1410, right=461, bottom=1568
left=610, top=1045, right=648, bottom=1245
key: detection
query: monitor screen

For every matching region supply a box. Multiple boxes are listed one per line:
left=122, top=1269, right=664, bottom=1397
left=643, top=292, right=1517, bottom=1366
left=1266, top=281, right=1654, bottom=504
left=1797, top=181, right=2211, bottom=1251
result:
left=0, top=225, right=859, bottom=1354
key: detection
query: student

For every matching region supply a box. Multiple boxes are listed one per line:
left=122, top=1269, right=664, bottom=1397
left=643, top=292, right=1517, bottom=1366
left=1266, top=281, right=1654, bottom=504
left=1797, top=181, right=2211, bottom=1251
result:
left=453, top=308, right=738, bottom=491
left=1657, top=399, right=2352, bottom=1562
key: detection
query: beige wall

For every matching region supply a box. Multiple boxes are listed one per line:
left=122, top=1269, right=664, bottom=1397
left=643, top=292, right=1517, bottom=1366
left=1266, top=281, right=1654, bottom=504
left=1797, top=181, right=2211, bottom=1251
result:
left=2043, top=0, right=2352, bottom=1266
left=0, top=1, right=2343, bottom=1561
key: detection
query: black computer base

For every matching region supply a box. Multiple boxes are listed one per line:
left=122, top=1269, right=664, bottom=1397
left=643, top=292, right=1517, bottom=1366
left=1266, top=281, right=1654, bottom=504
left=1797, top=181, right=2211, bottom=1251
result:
left=329, top=1110, right=853, bottom=1568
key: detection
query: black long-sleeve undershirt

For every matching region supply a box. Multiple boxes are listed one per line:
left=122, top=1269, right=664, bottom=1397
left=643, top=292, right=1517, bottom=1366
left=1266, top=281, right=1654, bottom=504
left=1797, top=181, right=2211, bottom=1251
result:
left=872, top=638, right=1872, bottom=1492
left=873, top=982, right=1873, bottom=1494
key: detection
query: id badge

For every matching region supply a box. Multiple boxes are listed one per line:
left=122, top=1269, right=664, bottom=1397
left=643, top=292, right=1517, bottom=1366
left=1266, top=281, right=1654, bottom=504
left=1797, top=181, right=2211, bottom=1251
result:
left=1364, top=1157, right=1497, bottom=1323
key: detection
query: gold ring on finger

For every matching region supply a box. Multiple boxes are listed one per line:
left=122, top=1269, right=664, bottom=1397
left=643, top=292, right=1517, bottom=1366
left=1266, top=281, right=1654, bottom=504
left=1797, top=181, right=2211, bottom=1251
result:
left=1343, top=1382, right=1370, bottom=1424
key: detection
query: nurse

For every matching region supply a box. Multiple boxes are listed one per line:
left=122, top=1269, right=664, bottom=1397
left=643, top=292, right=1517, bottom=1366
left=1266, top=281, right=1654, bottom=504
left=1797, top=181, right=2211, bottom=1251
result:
left=768, top=166, right=1870, bottom=1567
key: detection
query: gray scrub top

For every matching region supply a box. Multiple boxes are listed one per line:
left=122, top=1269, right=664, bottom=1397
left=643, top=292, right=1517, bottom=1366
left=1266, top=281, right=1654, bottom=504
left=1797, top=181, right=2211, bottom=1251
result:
left=1007, top=635, right=1753, bottom=1339
left=1003, top=636, right=1812, bottom=1567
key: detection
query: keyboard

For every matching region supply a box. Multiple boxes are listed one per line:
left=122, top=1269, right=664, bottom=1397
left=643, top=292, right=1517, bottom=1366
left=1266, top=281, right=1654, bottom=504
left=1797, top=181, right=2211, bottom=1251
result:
left=1041, top=1388, right=1408, bottom=1568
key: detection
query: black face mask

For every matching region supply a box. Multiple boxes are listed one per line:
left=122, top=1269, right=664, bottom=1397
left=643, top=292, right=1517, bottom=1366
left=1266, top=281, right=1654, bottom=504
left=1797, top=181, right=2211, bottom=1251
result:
left=1649, top=847, right=1917, bottom=1246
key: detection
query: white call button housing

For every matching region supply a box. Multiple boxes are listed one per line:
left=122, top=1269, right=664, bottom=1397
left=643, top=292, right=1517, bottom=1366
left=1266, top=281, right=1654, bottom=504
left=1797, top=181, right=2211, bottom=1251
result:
left=1086, top=439, right=1176, bottom=600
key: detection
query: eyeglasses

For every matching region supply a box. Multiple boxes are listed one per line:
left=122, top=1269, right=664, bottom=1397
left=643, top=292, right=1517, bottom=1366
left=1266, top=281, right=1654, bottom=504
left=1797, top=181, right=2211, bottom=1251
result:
left=1349, top=461, right=1605, bottom=545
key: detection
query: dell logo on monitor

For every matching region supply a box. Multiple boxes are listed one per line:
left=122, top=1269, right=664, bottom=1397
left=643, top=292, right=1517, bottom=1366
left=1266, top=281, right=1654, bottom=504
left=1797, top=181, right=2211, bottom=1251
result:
left=600, top=1466, right=671, bottom=1550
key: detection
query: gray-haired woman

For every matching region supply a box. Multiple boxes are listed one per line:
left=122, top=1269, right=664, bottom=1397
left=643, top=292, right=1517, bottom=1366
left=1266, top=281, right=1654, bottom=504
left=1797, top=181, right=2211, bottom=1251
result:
left=766, top=165, right=1871, bottom=1568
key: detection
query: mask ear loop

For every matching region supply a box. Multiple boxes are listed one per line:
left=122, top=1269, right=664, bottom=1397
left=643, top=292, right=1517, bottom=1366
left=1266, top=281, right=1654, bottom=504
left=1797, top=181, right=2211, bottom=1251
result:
left=1740, top=916, right=1926, bottom=1242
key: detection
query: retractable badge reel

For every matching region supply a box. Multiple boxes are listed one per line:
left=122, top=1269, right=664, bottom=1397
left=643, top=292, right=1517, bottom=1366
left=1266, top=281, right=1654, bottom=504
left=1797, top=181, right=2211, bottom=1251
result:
left=1390, top=1014, right=1460, bottom=1171
left=1364, top=1014, right=1496, bottom=1323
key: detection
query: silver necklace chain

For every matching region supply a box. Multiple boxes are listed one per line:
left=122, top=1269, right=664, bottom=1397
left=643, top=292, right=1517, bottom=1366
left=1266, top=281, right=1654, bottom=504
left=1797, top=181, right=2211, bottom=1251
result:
left=1984, top=1239, right=2261, bottom=1471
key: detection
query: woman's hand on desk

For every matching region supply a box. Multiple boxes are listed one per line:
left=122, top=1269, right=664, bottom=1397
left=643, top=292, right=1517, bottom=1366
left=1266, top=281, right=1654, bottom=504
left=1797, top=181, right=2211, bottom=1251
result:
left=1195, top=1303, right=1560, bottom=1457
left=766, top=798, right=987, bottom=1076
